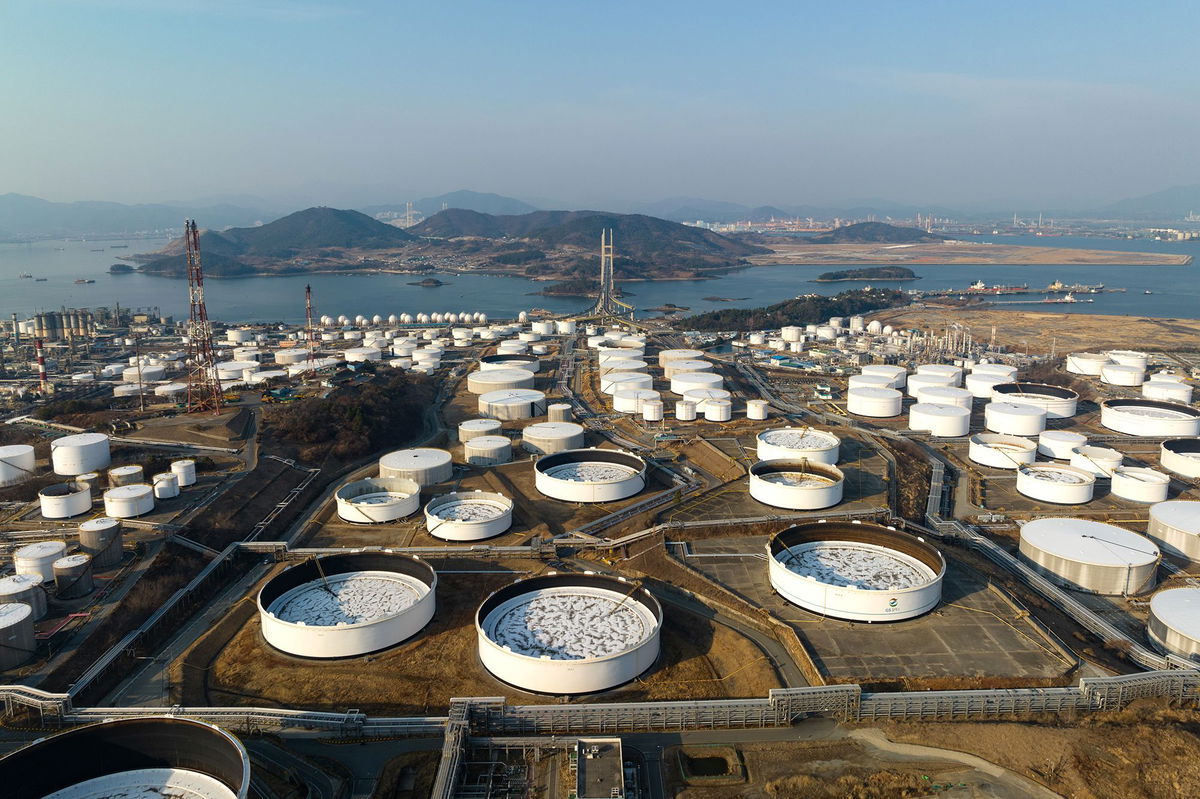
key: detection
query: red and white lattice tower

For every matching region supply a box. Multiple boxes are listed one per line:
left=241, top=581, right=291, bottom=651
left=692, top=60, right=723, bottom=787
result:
left=184, top=220, right=224, bottom=414
left=305, top=283, right=317, bottom=367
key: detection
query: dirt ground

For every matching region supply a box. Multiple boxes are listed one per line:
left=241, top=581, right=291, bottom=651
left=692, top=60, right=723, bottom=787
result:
left=198, top=558, right=780, bottom=715
left=870, top=307, right=1200, bottom=354
left=878, top=701, right=1200, bottom=799
left=747, top=240, right=1189, bottom=266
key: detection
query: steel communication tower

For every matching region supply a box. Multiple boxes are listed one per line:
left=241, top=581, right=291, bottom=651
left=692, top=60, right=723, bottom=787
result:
left=184, top=220, right=224, bottom=414
left=304, top=283, right=317, bottom=367
left=588, top=228, right=635, bottom=321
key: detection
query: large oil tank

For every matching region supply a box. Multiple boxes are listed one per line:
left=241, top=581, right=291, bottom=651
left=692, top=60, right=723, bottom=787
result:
left=78, top=517, right=123, bottom=568
left=53, top=554, right=94, bottom=599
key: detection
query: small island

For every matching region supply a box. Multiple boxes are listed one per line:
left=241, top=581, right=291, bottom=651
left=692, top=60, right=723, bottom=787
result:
left=108, top=263, right=135, bottom=274
left=814, top=266, right=919, bottom=282
left=407, top=277, right=448, bottom=287
left=702, top=296, right=750, bottom=302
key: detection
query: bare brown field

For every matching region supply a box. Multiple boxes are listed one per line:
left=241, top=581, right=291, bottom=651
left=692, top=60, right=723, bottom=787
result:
left=871, top=307, right=1200, bottom=354
left=748, top=240, right=1190, bottom=266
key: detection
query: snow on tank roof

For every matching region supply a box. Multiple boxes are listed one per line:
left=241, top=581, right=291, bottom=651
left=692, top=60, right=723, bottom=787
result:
left=1021, top=518, right=1158, bottom=566
left=1110, top=405, right=1195, bottom=420
left=989, top=402, right=1046, bottom=416
left=54, top=554, right=90, bottom=568
left=524, top=422, right=584, bottom=437
left=758, top=428, right=838, bottom=450
left=0, top=573, right=42, bottom=593
left=543, top=462, right=640, bottom=483
left=52, top=432, right=108, bottom=447
left=16, top=541, right=66, bottom=558
left=777, top=541, right=935, bottom=590
left=484, top=586, right=655, bottom=659
left=268, top=571, right=428, bottom=626
left=0, top=602, right=32, bottom=625
left=429, top=496, right=509, bottom=521
left=41, top=767, right=238, bottom=799
left=1150, top=501, right=1200, bottom=533
left=106, top=484, right=152, bottom=498
left=380, top=448, right=452, bottom=468
left=1150, top=588, right=1200, bottom=637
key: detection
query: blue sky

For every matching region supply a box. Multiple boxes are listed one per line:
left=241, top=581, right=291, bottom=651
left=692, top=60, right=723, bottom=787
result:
left=2, top=0, right=1197, bottom=210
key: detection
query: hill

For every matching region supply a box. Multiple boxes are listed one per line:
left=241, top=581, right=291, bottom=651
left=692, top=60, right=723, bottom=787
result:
left=0, top=193, right=269, bottom=240
left=1092, top=185, right=1200, bottom=220
left=222, top=207, right=415, bottom=257
left=139, top=250, right=262, bottom=277
left=814, top=266, right=918, bottom=282
left=361, top=190, right=538, bottom=221
left=803, top=222, right=945, bottom=244
left=682, top=289, right=908, bottom=332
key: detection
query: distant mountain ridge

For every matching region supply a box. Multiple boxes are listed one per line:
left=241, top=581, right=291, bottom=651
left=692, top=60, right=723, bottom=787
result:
left=1091, top=185, right=1200, bottom=220
left=802, top=222, right=945, bottom=244
left=361, top=190, right=538, bottom=220
left=0, top=193, right=271, bottom=240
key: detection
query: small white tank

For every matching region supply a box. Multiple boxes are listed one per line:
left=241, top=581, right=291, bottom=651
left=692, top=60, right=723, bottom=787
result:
left=171, top=459, right=197, bottom=486
left=746, top=399, right=770, bottom=420
left=1110, top=467, right=1170, bottom=503
left=641, top=400, right=665, bottom=422
left=79, top=517, right=123, bottom=568
left=463, top=435, right=513, bottom=467
left=675, top=400, right=697, bottom=421
left=704, top=399, right=733, bottom=422
left=1101, top=363, right=1145, bottom=386
left=458, top=418, right=503, bottom=442
left=1038, top=430, right=1087, bottom=459
left=0, top=444, right=35, bottom=487
left=547, top=402, right=573, bottom=422
left=107, top=464, right=144, bottom=487
left=53, top=554, right=94, bottom=599
left=152, top=472, right=180, bottom=499
left=103, top=484, right=155, bottom=518
left=984, top=402, right=1047, bottom=436
left=847, top=387, right=903, bottom=417
left=15, top=541, right=68, bottom=582
left=1070, top=445, right=1123, bottom=477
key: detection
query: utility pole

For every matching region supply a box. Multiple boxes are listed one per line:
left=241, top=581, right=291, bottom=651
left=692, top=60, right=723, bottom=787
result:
left=183, top=220, right=223, bottom=414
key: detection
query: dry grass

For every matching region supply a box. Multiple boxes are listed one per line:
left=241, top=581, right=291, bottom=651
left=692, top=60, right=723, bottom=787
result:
left=200, top=560, right=781, bottom=715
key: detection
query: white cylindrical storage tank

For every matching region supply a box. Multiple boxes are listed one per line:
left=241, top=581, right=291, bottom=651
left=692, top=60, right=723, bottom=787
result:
left=657, top=348, right=705, bottom=366
left=476, top=572, right=662, bottom=694
left=547, top=402, right=573, bottom=422
left=990, top=383, right=1079, bottom=418
left=113, top=384, right=144, bottom=399
left=1016, top=464, right=1096, bottom=504
left=522, top=422, right=586, bottom=455
left=79, top=517, right=123, bottom=568
left=1161, top=439, right=1200, bottom=479
left=555, top=319, right=576, bottom=335
left=53, top=554, right=94, bottom=599
left=214, top=360, right=258, bottom=380
left=1107, top=350, right=1149, bottom=369
left=675, top=400, right=697, bottom=421
left=1070, top=445, right=1123, bottom=477
left=847, top=387, right=903, bottom=417
left=848, top=374, right=894, bottom=390
left=1101, top=363, right=1146, bottom=386
left=458, top=418, right=503, bottom=442
left=908, top=403, right=971, bottom=437
left=379, top=448, right=453, bottom=486
left=478, top=389, right=547, bottom=420
left=226, top=328, right=254, bottom=343
left=1148, top=588, right=1200, bottom=659
left=984, top=401, right=1047, bottom=435
left=534, top=449, right=646, bottom=503
left=781, top=326, right=803, bottom=342
left=968, top=433, right=1037, bottom=469
left=50, top=432, right=110, bottom=476
left=343, top=346, right=382, bottom=362
left=103, top=484, right=155, bottom=518
left=970, top=363, right=1019, bottom=380
left=75, top=472, right=100, bottom=492
left=662, top=359, right=711, bottom=379
left=122, top=365, right=166, bottom=383
left=861, top=364, right=907, bottom=388
left=425, top=491, right=514, bottom=540
left=913, top=386, right=973, bottom=409
left=0, top=444, right=35, bottom=487
left=0, top=603, right=35, bottom=670
left=1146, top=501, right=1200, bottom=562
left=1144, top=380, right=1194, bottom=403
left=965, top=373, right=1009, bottom=399
left=335, top=477, right=421, bottom=523
left=532, top=320, right=555, bottom=336
left=1038, top=430, right=1088, bottom=460
left=599, top=358, right=648, bottom=374
left=916, top=363, right=963, bottom=386
left=1101, top=399, right=1200, bottom=437
left=154, top=382, right=188, bottom=397
left=15, top=541, right=67, bottom=582
left=1019, top=518, right=1158, bottom=594
left=746, top=399, right=770, bottom=420
left=682, top=388, right=732, bottom=411
left=479, top=353, right=539, bottom=372
left=906, top=373, right=956, bottom=397
left=641, top=400, right=664, bottom=422
left=1110, top=467, right=1171, bottom=503
left=601, top=372, right=653, bottom=394
left=0, top=574, right=47, bottom=620
left=756, top=428, right=840, bottom=465
left=38, top=482, right=92, bottom=519
left=1067, top=352, right=1110, bottom=375
left=815, top=325, right=836, bottom=341
left=170, top=459, right=197, bottom=486
left=613, top=389, right=660, bottom=414
left=152, top=472, right=180, bottom=499
left=703, top=398, right=733, bottom=422
left=258, top=552, right=436, bottom=659
left=107, top=464, right=144, bottom=487
left=518, top=331, right=542, bottom=343
left=670, top=371, right=723, bottom=395
left=467, top=368, right=535, bottom=394
left=463, top=435, right=513, bottom=466
left=748, top=332, right=766, bottom=346
left=767, top=520, right=945, bottom=621
left=749, top=460, right=844, bottom=510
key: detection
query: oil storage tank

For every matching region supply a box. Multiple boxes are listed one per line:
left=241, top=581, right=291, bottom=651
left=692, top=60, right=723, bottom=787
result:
left=1110, top=467, right=1171, bottom=504
left=38, top=482, right=92, bottom=519
left=522, top=421, right=586, bottom=454
left=1148, top=587, right=1200, bottom=659
left=0, top=716, right=250, bottom=799
left=749, top=460, right=844, bottom=510
left=335, top=477, right=421, bottom=523
left=985, top=401, right=1047, bottom=436
left=1038, top=430, right=1087, bottom=460
left=258, top=552, right=437, bottom=658
left=0, top=574, right=46, bottom=620
left=478, top=388, right=547, bottom=420
left=379, top=448, right=453, bottom=486
left=53, top=553, right=94, bottom=599
left=860, top=365, right=907, bottom=388
left=79, top=517, right=123, bottom=567
left=1016, top=464, right=1096, bottom=504
left=766, top=520, right=945, bottom=621
left=846, top=387, right=902, bottom=417
left=0, top=444, right=35, bottom=487
left=171, top=459, right=198, bottom=486
left=755, top=427, right=840, bottom=464
left=458, top=418, right=503, bottom=442
left=476, top=572, right=662, bottom=694
left=467, top=368, right=535, bottom=394
left=0, top=603, right=35, bottom=670
left=1101, top=399, right=1200, bottom=437
left=535, top=449, right=646, bottom=503
left=103, top=484, right=155, bottom=518
left=1019, top=518, right=1158, bottom=594
left=908, top=403, right=971, bottom=437
left=108, top=464, right=144, bottom=487
left=990, top=382, right=1079, bottom=419
left=1161, top=439, right=1200, bottom=478
left=15, top=541, right=67, bottom=582
left=968, top=433, right=1037, bottom=469
left=463, top=435, right=513, bottom=466
left=1146, top=501, right=1200, bottom=562
left=1144, top=380, right=1194, bottom=403
left=50, top=432, right=110, bottom=475
left=425, top=491, right=514, bottom=540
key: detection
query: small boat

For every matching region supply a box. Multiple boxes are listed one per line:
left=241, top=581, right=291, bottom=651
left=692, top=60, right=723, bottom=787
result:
left=34, top=277, right=47, bottom=282
left=1144, top=290, right=1153, bottom=295
left=74, top=279, right=96, bottom=284
left=109, top=244, right=128, bottom=249
left=18, top=273, right=32, bottom=279
left=89, top=248, right=104, bottom=252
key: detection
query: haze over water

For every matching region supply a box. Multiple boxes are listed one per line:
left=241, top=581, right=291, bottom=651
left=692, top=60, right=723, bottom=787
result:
left=0, top=235, right=1196, bottom=324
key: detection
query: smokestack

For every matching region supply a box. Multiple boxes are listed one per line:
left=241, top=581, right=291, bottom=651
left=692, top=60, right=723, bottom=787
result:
left=10, top=313, right=18, bottom=347
left=35, top=338, right=48, bottom=393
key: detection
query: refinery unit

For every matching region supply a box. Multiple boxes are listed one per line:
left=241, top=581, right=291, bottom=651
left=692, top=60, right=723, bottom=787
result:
left=0, top=266, right=1198, bottom=799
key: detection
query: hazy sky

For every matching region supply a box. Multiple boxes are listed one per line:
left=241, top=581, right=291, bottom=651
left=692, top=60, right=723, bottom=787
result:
left=2, top=0, right=1197, bottom=210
